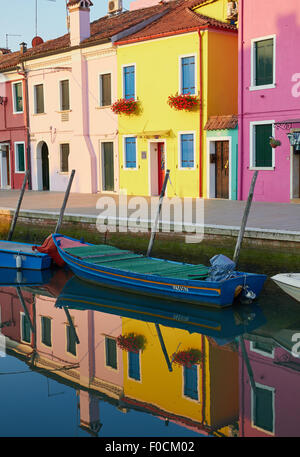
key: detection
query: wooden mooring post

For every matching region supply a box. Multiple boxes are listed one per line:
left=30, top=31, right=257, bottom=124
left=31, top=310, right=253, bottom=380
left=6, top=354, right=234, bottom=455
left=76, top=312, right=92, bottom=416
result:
left=7, top=170, right=29, bottom=241
left=54, top=169, right=76, bottom=234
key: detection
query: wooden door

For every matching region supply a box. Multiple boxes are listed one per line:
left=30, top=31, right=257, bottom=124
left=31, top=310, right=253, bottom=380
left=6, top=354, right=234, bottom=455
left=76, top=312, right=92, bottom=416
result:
left=102, top=142, right=114, bottom=191
left=157, top=142, right=165, bottom=195
left=41, top=143, right=49, bottom=191
left=215, top=141, right=229, bottom=199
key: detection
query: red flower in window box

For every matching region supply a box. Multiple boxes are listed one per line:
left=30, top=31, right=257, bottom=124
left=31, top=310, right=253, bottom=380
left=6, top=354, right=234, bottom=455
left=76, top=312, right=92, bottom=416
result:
left=116, top=333, right=146, bottom=353
left=111, top=98, right=138, bottom=115
left=167, top=93, right=199, bottom=111
left=172, top=348, right=202, bottom=368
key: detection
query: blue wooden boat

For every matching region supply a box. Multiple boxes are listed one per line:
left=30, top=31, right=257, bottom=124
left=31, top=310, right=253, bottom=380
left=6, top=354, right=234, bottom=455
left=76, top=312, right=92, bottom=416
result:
left=0, top=240, right=52, bottom=270
left=52, top=234, right=267, bottom=308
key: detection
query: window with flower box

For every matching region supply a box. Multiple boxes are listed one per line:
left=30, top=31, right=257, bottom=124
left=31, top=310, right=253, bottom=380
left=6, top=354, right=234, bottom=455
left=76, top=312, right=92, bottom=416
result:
left=180, top=56, right=196, bottom=95
left=123, top=65, right=135, bottom=100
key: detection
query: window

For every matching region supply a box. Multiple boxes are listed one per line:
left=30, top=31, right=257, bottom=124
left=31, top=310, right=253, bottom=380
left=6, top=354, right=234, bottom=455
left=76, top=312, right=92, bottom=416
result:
left=66, top=324, right=77, bottom=356
left=180, top=56, right=195, bottom=95
left=41, top=316, right=52, bottom=347
left=124, top=137, right=137, bottom=169
left=180, top=133, right=195, bottom=168
left=184, top=365, right=198, bottom=400
left=123, top=65, right=135, bottom=100
left=105, top=337, right=117, bottom=369
left=12, top=82, right=23, bottom=113
left=251, top=36, right=275, bottom=89
left=34, top=84, right=44, bottom=114
left=21, top=313, right=31, bottom=343
left=250, top=340, right=274, bottom=357
left=252, top=384, right=274, bottom=433
left=60, top=143, right=70, bottom=172
left=250, top=122, right=274, bottom=168
left=128, top=351, right=140, bottom=380
left=100, top=73, right=111, bottom=106
left=14, top=142, right=25, bottom=173
left=60, top=80, right=70, bottom=111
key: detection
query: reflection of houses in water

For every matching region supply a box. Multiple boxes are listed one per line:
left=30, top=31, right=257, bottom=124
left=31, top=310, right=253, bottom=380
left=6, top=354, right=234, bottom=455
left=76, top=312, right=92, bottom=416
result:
left=239, top=333, right=300, bottom=437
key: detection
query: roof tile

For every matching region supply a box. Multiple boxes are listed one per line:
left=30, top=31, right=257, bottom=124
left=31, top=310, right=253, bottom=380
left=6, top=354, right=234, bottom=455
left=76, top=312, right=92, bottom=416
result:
left=204, top=115, right=238, bottom=131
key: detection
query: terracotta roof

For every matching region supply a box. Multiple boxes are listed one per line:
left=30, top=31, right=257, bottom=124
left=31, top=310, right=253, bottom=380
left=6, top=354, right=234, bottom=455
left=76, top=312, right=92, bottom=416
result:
left=204, top=115, right=238, bottom=131
left=0, top=1, right=180, bottom=71
left=115, top=1, right=236, bottom=44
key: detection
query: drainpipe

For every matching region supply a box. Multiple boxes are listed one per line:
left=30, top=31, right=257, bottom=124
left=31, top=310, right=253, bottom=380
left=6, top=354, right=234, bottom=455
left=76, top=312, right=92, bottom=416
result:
left=18, top=63, right=32, bottom=190
left=238, top=0, right=244, bottom=200
left=198, top=29, right=203, bottom=197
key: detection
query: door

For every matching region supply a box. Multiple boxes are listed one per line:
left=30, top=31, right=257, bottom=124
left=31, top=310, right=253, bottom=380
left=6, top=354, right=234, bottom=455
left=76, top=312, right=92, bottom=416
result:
left=215, top=141, right=229, bottom=199
left=41, top=142, right=49, bottom=191
left=102, top=142, right=114, bottom=191
left=157, top=142, right=165, bottom=195
left=0, top=145, right=10, bottom=189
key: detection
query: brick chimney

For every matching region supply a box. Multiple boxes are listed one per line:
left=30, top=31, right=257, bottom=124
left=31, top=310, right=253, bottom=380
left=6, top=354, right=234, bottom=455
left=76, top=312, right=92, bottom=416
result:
left=67, top=0, right=93, bottom=47
left=19, top=42, right=27, bottom=54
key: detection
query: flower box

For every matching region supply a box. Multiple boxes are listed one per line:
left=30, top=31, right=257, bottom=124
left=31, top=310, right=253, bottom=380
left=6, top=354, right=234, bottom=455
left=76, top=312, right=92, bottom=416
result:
left=116, top=333, right=146, bottom=353
left=167, top=93, right=199, bottom=111
left=111, top=98, right=138, bottom=115
left=172, top=348, right=202, bottom=367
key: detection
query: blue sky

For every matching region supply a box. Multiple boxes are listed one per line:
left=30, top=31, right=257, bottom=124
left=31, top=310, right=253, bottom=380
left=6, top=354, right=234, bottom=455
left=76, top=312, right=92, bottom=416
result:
left=2, top=0, right=132, bottom=51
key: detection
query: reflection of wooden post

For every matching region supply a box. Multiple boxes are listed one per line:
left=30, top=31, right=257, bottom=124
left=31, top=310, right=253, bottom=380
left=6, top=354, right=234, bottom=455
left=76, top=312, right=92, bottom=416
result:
left=55, top=169, right=75, bottom=233
left=7, top=170, right=29, bottom=241
left=63, top=306, right=80, bottom=345
left=239, top=335, right=256, bottom=394
left=155, top=323, right=172, bottom=372
left=147, top=169, right=170, bottom=257
left=233, top=170, right=258, bottom=266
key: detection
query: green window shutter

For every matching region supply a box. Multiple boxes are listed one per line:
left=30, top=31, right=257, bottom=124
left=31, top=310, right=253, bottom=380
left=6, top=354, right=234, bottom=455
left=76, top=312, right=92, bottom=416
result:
left=253, top=386, right=274, bottom=432
left=67, top=324, right=77, bottom=356
left=100, top=74, right=111, bottom=106
left=60, top=80, right=70, bottom=111
left=255, top=124, right=273, bottom=167
left=14, top=82, right=23, bottom=112
left=16, top=143, right=25, bottom=172
left=105, top=337, right=117, bottom=369
left=255, top=39, right=274, bottom=86
left=35, top=84, right=44, bottom=113
left=60, top=144, right=70, bottom=172
left=41, top=316, right=52, bottom=347
left=22, top=314, right=31, bottom=343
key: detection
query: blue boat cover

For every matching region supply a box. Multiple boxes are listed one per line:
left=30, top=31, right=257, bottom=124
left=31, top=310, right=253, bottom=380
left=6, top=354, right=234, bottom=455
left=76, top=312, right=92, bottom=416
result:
left=207, top=254, right=236, bottom=281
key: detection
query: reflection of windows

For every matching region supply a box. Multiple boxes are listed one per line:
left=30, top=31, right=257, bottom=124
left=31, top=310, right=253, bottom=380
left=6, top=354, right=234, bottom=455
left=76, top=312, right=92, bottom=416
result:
left=12, top=82, right=23, bottom=113
left=180, top=56, right=196, bottom=95
left=124, top=137, right=137, bottom=169
left=21, top=313, right=31, bottom=343
left=60, top=80, right=70, bottom=111
left=105, top=337, right=117, bottom=369
left=60, top=144, right=70, bottom=173
left=128, top=351, right=140, bottom=380
left=34, top=84, right=44, bottom=114
left=14, top=142, right=25, bottom=173
left=251, top=36, right=275, bottom=89
left=183, top=365, right=198, bottom=400
left=41, top=316, right=52, bottom=347
left=66, top=323, right=76, bottom=356
left=100, top=73, right=111, bottom=106
left=123, top=65, right=135, bottom=100
left=250, top=340, right=274, bottom=357
left=252, top=384, right=275, bottom=433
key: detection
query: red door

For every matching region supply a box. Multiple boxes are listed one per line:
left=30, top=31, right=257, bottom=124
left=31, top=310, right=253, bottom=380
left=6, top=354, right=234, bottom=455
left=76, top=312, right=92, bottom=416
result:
left=157, top=142, right=165, bottom=195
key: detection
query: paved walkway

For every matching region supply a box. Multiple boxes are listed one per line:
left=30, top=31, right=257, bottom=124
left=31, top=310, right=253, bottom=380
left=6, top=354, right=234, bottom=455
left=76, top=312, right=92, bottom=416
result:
left=0, top=190, right=300, bottom=240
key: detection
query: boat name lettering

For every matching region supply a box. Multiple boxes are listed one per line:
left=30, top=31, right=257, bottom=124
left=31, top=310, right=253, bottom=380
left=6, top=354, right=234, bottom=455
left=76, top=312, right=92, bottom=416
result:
left=173, top=314, right=189, bottom=322
left=173, top=285, right=189, bottom=292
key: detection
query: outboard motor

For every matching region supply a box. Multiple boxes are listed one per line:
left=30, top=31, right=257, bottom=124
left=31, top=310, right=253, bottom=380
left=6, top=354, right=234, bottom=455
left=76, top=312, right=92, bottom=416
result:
left=207, top=254, right=236, bottom=281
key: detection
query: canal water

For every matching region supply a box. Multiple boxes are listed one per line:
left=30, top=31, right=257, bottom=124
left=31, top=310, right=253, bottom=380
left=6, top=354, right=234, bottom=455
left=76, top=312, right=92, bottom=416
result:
left=0, top=266, right=299, bottom=438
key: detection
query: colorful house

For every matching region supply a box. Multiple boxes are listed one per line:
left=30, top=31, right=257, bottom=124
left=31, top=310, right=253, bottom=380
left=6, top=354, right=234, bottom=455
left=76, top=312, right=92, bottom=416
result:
left=0, top=46, right=29, bottom=189
left=116, top=0, right=238, bottom=198
left=238, top=0, right=300, bottom=202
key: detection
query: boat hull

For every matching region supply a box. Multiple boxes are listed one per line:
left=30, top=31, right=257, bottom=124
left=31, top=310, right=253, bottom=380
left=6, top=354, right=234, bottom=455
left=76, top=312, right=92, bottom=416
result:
left=53, top=235, right=267, bottom=308
left=272, top=274, right=300, bottom=302
left=0, top=241, right=51, bottom=270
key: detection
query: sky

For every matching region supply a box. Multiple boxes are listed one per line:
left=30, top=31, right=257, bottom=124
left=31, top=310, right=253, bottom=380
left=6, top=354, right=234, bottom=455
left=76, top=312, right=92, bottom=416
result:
left=2, top=0, right=132, bottom=51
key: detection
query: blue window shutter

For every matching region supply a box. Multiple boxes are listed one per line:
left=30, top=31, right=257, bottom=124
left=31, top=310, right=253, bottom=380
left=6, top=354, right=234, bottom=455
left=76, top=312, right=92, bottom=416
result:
left=184, top=365, right=198, bottom=400
left=123, top=65, right=135, bottom=100
left=129, top=351, right=140, bottom=380
left=125, top=137, right=136, bottom=168
left=181, top=56, right=195, bottom=94
left=180, top=134, right=194, bottom=168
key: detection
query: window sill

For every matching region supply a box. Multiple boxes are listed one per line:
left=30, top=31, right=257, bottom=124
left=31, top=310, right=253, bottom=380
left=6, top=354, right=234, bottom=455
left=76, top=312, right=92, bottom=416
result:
left=15, top=171, right=26, bottom=174
left=58, top=171, right=70, bottom=175
left=13, top=111, right=24, bottom=115
left=249, top=84, right=276, bottom=91
left=96, top=105, right=112, bottom=110
left=56, top=109, right=72, bottom=113
left=249, top=167, right=275, bottom=171
left=33, top=112, right=46, bottom=116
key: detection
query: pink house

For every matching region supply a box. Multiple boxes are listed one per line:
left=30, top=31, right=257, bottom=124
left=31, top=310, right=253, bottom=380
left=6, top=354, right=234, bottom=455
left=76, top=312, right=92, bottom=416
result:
left=238, top=0, right=300, bottom=202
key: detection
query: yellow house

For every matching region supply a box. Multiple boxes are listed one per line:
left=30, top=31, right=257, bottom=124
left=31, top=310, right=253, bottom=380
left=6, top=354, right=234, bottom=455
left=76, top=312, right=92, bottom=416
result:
left=115, top=0, right=238, bottom=198
left=120, top=317, right=239, bottom=435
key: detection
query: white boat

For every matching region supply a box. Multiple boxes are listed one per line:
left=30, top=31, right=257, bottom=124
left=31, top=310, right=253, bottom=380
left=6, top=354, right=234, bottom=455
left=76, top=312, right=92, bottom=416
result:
left=272, top=273, right=300, bottom=302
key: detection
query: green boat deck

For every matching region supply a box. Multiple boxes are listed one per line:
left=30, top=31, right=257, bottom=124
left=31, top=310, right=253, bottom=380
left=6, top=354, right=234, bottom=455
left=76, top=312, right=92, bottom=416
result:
left=64, top=244, right=209, bottom=280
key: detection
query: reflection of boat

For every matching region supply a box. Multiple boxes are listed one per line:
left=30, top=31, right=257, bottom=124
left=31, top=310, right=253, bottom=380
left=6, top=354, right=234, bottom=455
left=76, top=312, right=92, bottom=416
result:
left=272, top=274, right=300, bottom=302
left=52, top=234, right=267, bottom=308
left=55, top=276, right=266, bottom=343
left=0, top=240, right=51, bottom=270
left=0, top=267, right=54, bottom=286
